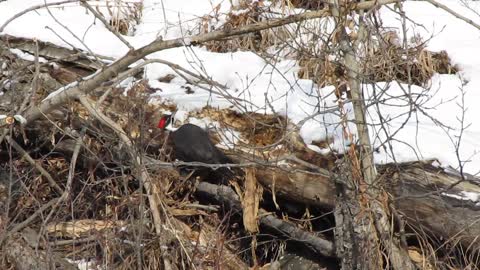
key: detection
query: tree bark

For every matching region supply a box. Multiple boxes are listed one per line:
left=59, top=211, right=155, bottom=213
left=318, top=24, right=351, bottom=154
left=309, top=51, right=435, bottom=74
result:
left=195, top=182, right=335, bottom=257
left=255, top=159, right=480, bottom=251
left=327, top=0, right=415, bottom=267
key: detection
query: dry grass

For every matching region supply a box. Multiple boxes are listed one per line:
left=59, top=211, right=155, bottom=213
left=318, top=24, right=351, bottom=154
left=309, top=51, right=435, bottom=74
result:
left=193, top=107, right=287, bottom=147
left=202, top=2, right=457, bottom=89
left=202, top=1, right=292, bottom=53
left=363, top=45, right=458, bottom=85
left=102, top=1, right=143, bottom=36
left=296, top=43, right=458, bottom=93
left=272, top=0, right=327, bottom=10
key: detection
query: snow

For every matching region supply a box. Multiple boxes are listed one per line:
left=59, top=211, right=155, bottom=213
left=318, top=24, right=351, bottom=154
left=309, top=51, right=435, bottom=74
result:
left=66, top=259, right=102, bottom=270
left=9, top=48, right=47, bottom=63
left=0, top=1, right=132, bottom=57
left=13, top=115, right=27, bottom=124
left=1, top=0, right=480, bottom=174
left=375, top=1, right=480, bottom=173
left=442, top=190, right=480, bottom=203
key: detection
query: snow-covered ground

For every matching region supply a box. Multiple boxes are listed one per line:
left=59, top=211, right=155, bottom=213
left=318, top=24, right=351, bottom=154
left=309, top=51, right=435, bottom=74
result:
left=1, top=0, right=480, bottom=175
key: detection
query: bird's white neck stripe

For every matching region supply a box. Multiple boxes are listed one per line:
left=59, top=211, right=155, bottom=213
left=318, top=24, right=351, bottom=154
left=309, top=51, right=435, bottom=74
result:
left=165, top=122, right=178, bottom=132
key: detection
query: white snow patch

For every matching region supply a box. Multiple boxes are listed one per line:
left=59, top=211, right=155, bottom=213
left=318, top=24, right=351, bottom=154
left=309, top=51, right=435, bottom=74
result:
left=9, top=48, right=47, bottom=63
left=66, top=259, right=102, bottom=270
left=13, top=115, right=27, bottom=124
left=218, top=127, right=241, bottom=149
left=442, top=191, right=480, bottom=203
left=187, top=117, right=216, bottom=130
left=183, top=37, right=192, bottom=46
left=174, top=110, right=189, bottom=123
left=462, top=191, right=480, bottom=202
left=307, top=144, right=331, bottom=155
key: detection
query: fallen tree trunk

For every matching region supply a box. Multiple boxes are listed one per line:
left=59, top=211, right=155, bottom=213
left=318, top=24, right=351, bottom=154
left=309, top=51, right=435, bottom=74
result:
left=195, top=182, right=335, bottom=258
left=253, top=159, right=480, bottom=250
left=385, top=162, right=480, bottom=248
left=0, top=34, right=105, bottom=70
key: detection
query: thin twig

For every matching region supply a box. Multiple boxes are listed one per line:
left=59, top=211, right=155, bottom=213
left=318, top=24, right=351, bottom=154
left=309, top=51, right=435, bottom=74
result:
left=64, top=126, right=87, bottom=199
left=0, top=198, right=60, bottom=246
left=77, top=94, right=165, bottom=234
left=5, top=135, right=63, bottom=194
left=49, top=235, right=98, bottom=247
left=0, top=0, right=80, bottom=33
left=143, top=154, right=330, bottom=177
left=40, top=126, right=87, bottom=229
left=80, top=0, right=134, bottom=50
left=422, top=0, right=480, bottom=31
left=17, top=39, right=39, bottom=113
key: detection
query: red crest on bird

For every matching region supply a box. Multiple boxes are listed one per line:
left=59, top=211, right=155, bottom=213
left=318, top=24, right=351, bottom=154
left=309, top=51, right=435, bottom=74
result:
left=158, top=117, right=168, bottom=129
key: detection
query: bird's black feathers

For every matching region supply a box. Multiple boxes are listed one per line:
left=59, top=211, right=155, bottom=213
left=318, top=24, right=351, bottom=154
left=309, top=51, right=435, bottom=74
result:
left=169, top=123, right=235, bottom=184
left=171, top=124, right=232, bottom=164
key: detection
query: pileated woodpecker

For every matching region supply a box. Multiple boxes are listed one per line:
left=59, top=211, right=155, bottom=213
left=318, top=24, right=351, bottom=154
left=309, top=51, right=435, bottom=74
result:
left=157, top=113, right=235, bottom=184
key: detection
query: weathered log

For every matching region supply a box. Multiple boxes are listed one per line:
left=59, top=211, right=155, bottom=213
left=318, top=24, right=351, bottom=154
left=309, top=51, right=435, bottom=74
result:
left=384, top=162, right=480, bottom=248
left=195, top=182, right=335, bottom=258
left=259, top=208, right=335, bottom=257
left=255, top=159, right=480, bottom=249
left=255, top=167, right=334, bottom=207
left=332, top=160, right=366, bottom=270
left=0, top=34, right=104, bottom=70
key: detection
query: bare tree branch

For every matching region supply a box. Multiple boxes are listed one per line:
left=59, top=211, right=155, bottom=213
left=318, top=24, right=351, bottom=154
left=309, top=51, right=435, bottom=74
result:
left=422, top=0, right=480, bottom=30
left=21, top=0, right=400, bottom=125
left=4, top=136, right=63, bottom=194
left=0, top=0, right=80, bottom=33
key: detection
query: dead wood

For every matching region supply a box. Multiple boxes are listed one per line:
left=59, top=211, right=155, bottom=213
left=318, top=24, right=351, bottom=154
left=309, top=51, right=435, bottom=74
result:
left=242, top=168, right=262, bottom=234
left=255, top=166, right=334, bottom=207
left=195, top=181, right=335, bottom=258
left=258, top=208, right=335, bottom=257
left=384, top=162, right=480, bottom=248
left=4, top=232, right=77, bottom=270
left=332, top=160, right=365, bottom=269
left=0, top=34, right=104, bottom=71
left=330, top=0, right=415, bottom=264
left=251, top=157, right=480, bottom=250
left=23, top=105, right=480, bottom=254
left=44, top=121, right=480, bottom=254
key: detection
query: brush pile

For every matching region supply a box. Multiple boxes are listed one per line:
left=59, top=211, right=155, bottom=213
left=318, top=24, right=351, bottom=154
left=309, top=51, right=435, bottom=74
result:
left=0, top=43, right=340, bottom=269
left=0, top=22, right=479, bottom=270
